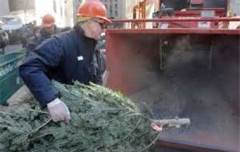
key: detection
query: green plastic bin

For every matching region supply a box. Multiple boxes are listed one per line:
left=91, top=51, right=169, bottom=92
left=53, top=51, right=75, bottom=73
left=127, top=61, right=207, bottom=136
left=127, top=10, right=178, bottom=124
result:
left=0, top=51, right=25, bottom=105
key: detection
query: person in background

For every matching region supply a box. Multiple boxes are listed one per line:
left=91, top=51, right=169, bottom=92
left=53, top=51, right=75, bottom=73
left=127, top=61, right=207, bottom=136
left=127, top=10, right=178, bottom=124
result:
left=19, top=0, right=111, bottom=123
left=26, top=14, right=61, bottom=51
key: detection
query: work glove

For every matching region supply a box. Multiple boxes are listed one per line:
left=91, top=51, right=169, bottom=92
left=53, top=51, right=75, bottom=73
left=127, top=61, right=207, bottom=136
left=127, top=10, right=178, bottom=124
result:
left=47, top=98, right=71, bottom=123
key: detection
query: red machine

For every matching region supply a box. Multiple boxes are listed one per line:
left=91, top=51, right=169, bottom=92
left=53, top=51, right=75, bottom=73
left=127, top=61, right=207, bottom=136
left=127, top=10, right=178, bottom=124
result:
left=105, top=0, right=240, bottom=151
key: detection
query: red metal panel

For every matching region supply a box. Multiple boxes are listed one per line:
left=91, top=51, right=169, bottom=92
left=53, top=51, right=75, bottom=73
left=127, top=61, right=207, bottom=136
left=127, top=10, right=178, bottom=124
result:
left=106, top=32, right=161, bottom=95
left=175, top=8, right=226, bottom=17
left=111, top=18, right=240, bottom=32
left=191, top=0, right=203, bottom=4
left=156, top=137, right=234, bottom=152
left=112, top=18, right=240, bottom=23
left=107, top=29, right=240, bottom=35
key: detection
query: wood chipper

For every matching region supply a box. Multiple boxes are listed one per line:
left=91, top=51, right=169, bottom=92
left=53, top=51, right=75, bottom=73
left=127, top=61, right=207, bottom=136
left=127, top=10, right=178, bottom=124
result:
left=105, top=0, right=240, bottom=151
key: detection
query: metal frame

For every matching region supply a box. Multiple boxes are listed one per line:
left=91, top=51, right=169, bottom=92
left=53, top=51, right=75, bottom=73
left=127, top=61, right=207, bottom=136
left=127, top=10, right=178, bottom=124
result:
left=109, top=18, right=240, bottom=34
left=107, top=28, right=240, bottom=35
left=111, top=18, right=240, bottom=23
left=156, top=137, right=237, bottom=152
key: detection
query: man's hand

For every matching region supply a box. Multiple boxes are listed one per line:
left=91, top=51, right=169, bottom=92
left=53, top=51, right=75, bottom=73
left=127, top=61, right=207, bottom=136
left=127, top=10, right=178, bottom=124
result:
left=47, top=98, right=70, bottom=123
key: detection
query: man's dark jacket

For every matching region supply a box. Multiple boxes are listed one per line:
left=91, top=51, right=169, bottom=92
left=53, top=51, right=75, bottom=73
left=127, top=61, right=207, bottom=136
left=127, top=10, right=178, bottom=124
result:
left=19, top=27, right=105, bottom=107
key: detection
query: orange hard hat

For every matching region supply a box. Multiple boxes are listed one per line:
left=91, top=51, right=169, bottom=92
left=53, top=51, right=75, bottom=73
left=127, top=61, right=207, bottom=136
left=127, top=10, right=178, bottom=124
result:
left=42, top=14, right=55, bottom=27
left=77, top=0, right=111, bottom=24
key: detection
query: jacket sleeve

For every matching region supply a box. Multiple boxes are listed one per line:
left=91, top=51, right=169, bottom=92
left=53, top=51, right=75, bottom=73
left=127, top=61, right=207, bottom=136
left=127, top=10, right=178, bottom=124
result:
left=19, top=38, right=64, bottom=107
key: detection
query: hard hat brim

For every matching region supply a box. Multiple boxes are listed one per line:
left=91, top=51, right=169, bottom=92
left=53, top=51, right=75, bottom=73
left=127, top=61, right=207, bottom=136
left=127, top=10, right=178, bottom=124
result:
left=77, top=13, right=112, bottom=24
left=97, top=16, right=112, bottom=24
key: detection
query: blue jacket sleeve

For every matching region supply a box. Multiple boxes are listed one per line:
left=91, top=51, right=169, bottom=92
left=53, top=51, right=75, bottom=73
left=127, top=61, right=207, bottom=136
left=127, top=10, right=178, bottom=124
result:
left=19, top=38, right=64, bottom=107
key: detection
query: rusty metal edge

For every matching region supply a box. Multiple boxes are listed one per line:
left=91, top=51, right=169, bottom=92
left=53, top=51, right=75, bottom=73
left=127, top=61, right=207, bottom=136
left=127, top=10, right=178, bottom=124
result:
left=106, top=29, right=240, bottom=35
left=111, top=18, right=240, bottom=23
left=155, top=137, right=237, bottom=152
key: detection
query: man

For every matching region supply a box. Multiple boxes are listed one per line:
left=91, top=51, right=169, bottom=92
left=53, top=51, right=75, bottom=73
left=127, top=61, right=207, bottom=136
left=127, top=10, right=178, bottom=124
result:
left=26, top=14, right=60, bottom=51
left=19, top=0, right=111, bottom=123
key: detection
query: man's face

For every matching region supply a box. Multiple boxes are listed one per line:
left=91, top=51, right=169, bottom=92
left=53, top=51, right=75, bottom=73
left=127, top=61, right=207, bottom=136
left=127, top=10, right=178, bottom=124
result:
left=84, top=18, right=106, bottom=40
left=44, top=25, right=55, bottom=34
